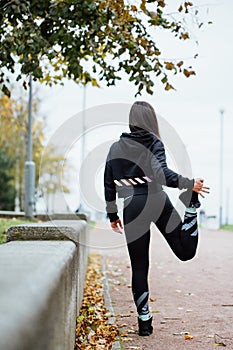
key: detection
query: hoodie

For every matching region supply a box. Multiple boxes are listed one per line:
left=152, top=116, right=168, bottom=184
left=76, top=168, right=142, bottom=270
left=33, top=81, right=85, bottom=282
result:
left=104, top=131, right=194, bottom=222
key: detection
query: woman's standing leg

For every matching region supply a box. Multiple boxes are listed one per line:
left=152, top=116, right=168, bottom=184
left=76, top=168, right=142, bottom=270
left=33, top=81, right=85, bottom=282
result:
left=123, top=194, right=153, bottom=335
left=126, top=230, right=151, bottom=315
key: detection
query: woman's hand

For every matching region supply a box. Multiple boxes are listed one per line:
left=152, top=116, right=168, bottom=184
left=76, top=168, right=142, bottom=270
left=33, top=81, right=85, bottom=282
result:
left=111, top=219, right=123, bottom=234
left=193, top=178, right=210, bottom=198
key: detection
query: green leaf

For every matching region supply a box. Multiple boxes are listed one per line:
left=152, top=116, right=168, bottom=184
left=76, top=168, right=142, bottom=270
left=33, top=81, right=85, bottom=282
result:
left=2, top=84, right=11, bottom=97
left=161, top=76, right=167, bottom=84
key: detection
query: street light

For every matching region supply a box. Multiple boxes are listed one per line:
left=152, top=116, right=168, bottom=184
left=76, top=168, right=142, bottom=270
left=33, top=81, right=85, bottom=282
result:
left=24, top=74, right=35, bottom=218
left=219, top=108, right=224, bottom=228
left=225, top=187, right=229, bottom=226
left=78, top=85, right=87, bottom=214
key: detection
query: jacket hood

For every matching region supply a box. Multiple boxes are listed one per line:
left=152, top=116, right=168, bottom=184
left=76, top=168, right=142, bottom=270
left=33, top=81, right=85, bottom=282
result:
left=115, top=131, right=158, bottom=159
left=120, top=131, right=157, bottom=148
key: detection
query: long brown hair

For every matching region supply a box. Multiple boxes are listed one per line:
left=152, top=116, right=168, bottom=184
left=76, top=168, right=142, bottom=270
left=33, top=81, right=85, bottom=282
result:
left=129, top=101, right=160, bottom=138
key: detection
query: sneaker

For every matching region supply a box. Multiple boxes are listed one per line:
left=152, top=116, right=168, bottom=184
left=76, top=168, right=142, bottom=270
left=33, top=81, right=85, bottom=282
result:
left=138, top=316, right=153, bottom=336
left=179, top=190, right=201, bottom=208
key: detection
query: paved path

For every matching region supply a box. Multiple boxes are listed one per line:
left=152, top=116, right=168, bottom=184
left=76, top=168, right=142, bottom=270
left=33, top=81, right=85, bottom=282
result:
left=90, top=222, right=233, bottom=349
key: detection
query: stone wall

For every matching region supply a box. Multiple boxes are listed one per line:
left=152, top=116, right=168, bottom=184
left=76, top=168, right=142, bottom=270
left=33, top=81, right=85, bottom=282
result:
left=0, top=219, right=89, bottom=350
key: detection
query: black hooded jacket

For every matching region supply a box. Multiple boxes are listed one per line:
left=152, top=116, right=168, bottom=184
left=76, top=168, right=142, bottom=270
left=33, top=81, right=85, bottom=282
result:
left=104, top=131, right=194, bottom=222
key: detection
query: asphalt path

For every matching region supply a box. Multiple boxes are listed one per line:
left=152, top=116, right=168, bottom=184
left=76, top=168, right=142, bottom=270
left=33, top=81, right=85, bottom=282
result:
left=90, top=222, right=233, bottom=350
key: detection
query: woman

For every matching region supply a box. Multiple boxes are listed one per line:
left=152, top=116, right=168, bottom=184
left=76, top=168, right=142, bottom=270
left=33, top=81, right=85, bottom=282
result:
left=104, top=101, right=209, bottom=336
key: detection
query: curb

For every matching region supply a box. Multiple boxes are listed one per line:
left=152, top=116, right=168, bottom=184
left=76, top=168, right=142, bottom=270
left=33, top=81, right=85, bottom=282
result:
left=101, top=256, right=122, bottom=350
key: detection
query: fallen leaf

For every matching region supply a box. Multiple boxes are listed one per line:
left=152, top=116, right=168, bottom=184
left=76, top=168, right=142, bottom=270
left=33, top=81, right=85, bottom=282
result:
left=111, top=271, right=122, bottom=277
left=128, top=329, right=137, bottom=333
left=185, top=334, right=194, bottom=340
left=117, top=314, right=131, bottom=318
left=77, top=315, right=84, bottom=323
left=173, top=331, right=190, bottom=336
left=120, top=331, right=129, bottom=337
left=121, top=337, right=133, bottom=342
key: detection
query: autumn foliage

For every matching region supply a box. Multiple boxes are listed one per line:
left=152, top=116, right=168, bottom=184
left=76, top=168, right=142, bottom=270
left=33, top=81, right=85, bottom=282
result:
left=0, top=93, right=70, bottom=211
left=75, top=254, right=118, bottom=349
left=0, top=1, right=208, bottom=96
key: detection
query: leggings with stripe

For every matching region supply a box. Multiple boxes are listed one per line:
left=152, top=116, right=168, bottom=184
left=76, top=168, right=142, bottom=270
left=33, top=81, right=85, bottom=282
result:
left=123, top=191, right=198, bottom=315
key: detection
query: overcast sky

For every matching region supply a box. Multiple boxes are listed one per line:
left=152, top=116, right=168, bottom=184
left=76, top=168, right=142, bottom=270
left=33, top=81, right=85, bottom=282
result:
left=38, top=0, right=233, bottom=224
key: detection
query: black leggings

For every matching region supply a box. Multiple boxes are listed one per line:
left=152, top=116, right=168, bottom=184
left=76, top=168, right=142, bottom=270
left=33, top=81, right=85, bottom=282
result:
left=123, top=191, right=198, bottom=315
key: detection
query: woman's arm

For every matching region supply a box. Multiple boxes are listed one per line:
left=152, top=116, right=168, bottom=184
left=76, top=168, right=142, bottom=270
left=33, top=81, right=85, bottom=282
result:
left=150, top=139, right=194, bottom=189
left=104, top=151, right=119, bottom=222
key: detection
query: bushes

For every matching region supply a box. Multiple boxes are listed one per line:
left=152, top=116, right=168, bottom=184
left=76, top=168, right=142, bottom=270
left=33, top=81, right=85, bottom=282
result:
left=0, top=150, right=16, bottom=211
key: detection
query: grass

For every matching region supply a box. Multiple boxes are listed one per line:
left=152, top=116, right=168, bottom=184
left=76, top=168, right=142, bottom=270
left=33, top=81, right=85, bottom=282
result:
left=89, top=220, right=96, bottom=229
left=221, top=225, right=233, bottom=232
left=0, top=218, right=37, bottom=244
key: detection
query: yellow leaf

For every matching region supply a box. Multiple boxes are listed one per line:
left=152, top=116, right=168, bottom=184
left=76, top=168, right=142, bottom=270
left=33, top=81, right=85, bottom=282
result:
left=185, top=334, right=194, bottom=339
left=91, top=79, right=100, bottom=87
left=131, top=5, right=137, bottom=12
left=140, top=0, right=146, bottom=11
left=165, top=61, right=174, bottom=70
left=181, top=32, right=190, bottom=40
left=121, top=337, right=133, bottom=342
left=165, top=83, right=174, bottom=91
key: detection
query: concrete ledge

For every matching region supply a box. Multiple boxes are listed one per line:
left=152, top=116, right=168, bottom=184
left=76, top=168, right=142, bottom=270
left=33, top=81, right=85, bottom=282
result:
left=7, top=219, right=88, bottom=244
left=7, top=219, right=89, bottom=312
left=0, top=241, right=77, bottom=350
left=0, top=210, right=25, bottom=218
left=1, top=220, right=90, bottom=350
left=37, top=213, right=89, bottom=222
left=0, top=211, right=88, bottom=221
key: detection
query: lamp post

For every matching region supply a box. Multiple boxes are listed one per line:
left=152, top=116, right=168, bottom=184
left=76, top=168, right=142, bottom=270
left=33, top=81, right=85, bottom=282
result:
left=81, top=85, right=86, bottom=165
left=225, top=188, right=229, bottom=226
left=219, top=109, right=224, bottom=228
left=24, top=74, right=35, bottom=218
left=78, top=85, right=87, bottom=213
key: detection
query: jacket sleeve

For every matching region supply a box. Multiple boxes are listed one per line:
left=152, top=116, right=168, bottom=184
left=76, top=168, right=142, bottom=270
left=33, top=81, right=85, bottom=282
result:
left=104, top=151, right=119, bottom=222
left=150, top=139, right=194, bottom=190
